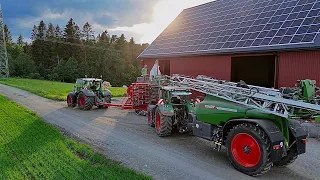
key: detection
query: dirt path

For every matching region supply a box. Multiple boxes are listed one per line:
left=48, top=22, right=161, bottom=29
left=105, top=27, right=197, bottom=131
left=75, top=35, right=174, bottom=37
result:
left=1, top=84, right=319, bottom=180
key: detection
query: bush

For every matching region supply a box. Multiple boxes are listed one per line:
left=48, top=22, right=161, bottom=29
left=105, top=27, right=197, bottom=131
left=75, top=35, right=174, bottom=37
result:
left=28, top=73, right=41, bottom=79
left=9, top=53, right=38, bottom=77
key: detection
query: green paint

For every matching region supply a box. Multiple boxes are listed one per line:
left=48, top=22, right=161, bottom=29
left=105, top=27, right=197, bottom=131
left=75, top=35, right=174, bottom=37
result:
left=195, top=96, right=247, bottom=125
left=194, top=95, right=292, bottom=146
left=73, top=78, right=111, bottom=96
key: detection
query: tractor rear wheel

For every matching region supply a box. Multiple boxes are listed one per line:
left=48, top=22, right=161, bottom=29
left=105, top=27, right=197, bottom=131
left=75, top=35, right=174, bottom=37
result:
left=273, top=145, right=298, bottom=166
left=77, top=92, right=94, bottom=110
left=155, top=108, right=172, bottom=137
left=226, top=123, right=272, bottom=176
left=147, top=109, right=155, bottom=127
left=67, top=95, right=76, bottom=107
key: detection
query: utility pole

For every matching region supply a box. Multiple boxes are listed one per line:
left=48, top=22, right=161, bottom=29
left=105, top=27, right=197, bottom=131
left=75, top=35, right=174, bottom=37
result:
left=0, top=4, right=9, bottom=78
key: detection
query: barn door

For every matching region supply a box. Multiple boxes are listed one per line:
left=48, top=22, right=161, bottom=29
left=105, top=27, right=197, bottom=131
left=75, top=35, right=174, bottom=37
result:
left=159, top=60, right=171, bottom=76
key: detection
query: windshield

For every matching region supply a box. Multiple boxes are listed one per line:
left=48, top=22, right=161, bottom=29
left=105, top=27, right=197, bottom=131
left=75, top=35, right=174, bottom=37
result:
left=90, top=81, right=101, bottom=90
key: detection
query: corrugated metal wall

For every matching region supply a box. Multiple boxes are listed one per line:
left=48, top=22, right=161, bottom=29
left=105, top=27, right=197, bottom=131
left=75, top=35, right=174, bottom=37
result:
left=143, top=50, right=320, bottom=89
left=170, top=55, right=231, bottom=80
left=278, top=50, right=320, bottom=87
left=143, top=55, right=231, bottom=80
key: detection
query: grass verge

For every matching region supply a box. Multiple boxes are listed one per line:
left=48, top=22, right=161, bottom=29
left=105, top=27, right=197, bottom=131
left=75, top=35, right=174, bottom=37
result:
left=0, top=78, right=126, bottom=101
left=0, top=95, right=150, bottom=180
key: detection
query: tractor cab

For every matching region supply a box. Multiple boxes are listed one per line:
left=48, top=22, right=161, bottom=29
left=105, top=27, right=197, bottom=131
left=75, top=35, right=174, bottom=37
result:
left=160, top=86, right=192, bottom=106
left=89, top=79, right=102, bottom=91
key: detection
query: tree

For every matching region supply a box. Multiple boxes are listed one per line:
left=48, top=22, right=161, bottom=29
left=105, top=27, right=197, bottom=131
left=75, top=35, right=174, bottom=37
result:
left=9, top=53, right=37, bottom=77
left=3, top=25, right=12, bottom=45
left=115, top=34, right=126, bottom=50
left=82, top=22, right=94, bottom=42
left=64, top=18, right=77, bottom=42
left=63, top=18, right=82, bottom=60
left=55, top=25, right=62, bottom=39
left=53, top=57, right=79, bottom=82
left=99, top=30, right=110, bottom=42
left=31, top=25, right=38, bottom=41
left=46, top=23, right=55, bottom=40
left=31, top=20, right=50, bottom=72
left=17, top=34, right=24, bottom=46
left=37, top=20, right=47, bottom=40
left=129, top=37, right=135, bottom=45
left=110, top=35, right=117, bottom=44
left=8, top=18, right=150, bottom=86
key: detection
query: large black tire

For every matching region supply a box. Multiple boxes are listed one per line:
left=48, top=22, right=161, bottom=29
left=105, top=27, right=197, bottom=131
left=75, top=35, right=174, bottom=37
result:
left=147, top=109, right=155, bottom=127
left=154, top=107, right=172, bottom=137
left=273, top=145, right=298, bottom=166
left=226, top=123, right=272, bottom=176
left=77, top=92, right=94, bottom=110
left=98, top=95, right=111, bottom=109
left=67, top=95, right=76, bottom=107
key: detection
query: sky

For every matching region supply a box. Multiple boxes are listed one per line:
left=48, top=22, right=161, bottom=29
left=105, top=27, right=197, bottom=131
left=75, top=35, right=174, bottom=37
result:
left=1, top=0, right=213, bottom=44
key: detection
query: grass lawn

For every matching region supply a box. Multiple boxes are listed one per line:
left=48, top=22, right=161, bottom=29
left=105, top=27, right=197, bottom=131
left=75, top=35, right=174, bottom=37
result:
left=0, top=95, right=150, bottom=180
left=0, top=78, right=126, bottom=101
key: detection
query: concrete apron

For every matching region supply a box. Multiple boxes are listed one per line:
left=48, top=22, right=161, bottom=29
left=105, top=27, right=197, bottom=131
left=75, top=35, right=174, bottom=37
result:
left=301, top=122, right=320, bottom=140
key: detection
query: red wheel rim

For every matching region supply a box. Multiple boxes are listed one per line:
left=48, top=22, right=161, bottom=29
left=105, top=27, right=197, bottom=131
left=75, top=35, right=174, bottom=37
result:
left=231, top=133, right=261, bottom=168
left=79, top=95, right=85, bottom=107
left=156, top=112, right=161, bottom=131
left=67, top=96, right=72, bottom=105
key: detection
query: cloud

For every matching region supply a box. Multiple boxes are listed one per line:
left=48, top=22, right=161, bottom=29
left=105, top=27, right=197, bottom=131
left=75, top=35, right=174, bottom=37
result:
left=3, top=0, right=213, bottom=44
left=16, top=9, right=69, bottom=28
left=109, top=0, right=214, bottom=43
left=2, top=0, right=158, bottom=42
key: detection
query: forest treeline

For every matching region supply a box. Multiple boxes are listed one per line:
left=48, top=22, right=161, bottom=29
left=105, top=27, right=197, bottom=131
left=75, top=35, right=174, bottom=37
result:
left=3, top=18, right=149, bottom=86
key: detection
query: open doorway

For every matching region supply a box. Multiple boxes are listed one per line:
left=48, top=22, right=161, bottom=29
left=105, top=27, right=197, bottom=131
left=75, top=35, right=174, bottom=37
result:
left=159, top=60, right=171, bottom=76
left=231, top=55, right=275, bottom=88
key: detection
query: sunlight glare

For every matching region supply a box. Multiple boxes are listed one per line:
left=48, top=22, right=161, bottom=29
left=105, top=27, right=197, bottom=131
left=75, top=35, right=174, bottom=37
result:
left=109, top=0, right=213, bottom=43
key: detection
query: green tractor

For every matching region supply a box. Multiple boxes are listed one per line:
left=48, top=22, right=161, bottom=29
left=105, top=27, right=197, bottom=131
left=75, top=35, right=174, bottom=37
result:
left=147, top=74, right=320, bottom=176
left=147, top=76, right=194, bottom=136
left=67, top=78, right=112, bottom=110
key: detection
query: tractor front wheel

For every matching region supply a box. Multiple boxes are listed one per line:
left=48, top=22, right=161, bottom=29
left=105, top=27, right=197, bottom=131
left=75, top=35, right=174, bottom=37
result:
left=155, top=108, right=172, bottom=137
left=77, top=92, right=94, bottom=110
left=98, top=96, right=111, bottom=108
left=273, top=145, right=298, bottom=166
left=67, top=95, right=76, bottom=107
left=226, top=123, right=272, bottom=176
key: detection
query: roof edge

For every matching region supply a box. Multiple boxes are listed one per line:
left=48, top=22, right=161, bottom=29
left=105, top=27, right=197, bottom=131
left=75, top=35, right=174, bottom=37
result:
left=138, top=44, right=320, bottom=59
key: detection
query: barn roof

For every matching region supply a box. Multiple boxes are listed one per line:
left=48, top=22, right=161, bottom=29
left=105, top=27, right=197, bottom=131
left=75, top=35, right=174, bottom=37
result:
left=138, top=0, right=320, bottom=59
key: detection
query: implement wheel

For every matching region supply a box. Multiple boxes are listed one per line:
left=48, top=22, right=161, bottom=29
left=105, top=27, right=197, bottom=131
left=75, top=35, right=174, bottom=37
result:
left=274, top=145, right=298, bottom=166
left=226, top=123, right=272, bottom=176
left=155, top=107, right=172, bottom=137
left=77, top=92, right=93, bottom=110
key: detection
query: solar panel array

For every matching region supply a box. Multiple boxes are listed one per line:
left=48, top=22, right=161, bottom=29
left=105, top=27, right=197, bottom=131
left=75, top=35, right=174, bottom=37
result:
left=139, top=0, right=320, bottom=58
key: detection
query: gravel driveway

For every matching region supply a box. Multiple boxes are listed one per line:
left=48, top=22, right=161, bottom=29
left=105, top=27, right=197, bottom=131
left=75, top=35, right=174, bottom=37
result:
left=1, top=84, right=319, bottom=180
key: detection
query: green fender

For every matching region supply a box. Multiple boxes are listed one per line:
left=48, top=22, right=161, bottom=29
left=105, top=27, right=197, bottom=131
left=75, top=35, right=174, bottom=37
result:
left=79, top=89, right=95, bottom=97
left=149, top=104, right=174, bottom=116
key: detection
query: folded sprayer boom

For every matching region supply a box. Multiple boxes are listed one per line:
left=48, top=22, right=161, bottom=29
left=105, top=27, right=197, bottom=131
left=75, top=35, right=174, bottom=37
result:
left=170, top=74, right=320, bottom=118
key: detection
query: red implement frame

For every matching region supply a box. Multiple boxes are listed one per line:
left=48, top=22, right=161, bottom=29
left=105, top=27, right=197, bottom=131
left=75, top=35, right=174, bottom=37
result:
left=104, top=83, right=150, bottom=111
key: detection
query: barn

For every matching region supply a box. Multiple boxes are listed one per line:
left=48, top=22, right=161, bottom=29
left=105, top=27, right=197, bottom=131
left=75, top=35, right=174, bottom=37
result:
left=138, top=0, right=320, bottom=88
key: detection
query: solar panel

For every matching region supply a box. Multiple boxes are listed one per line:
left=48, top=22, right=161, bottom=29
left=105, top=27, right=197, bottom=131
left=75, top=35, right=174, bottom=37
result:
left=139, top=0, right=320, bottom=58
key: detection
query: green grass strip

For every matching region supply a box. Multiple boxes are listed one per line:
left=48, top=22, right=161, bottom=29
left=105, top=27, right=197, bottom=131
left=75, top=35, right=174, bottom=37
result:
left=0, top=78, right=126, bottom=101
left=0, top=95, right=150, bottom=180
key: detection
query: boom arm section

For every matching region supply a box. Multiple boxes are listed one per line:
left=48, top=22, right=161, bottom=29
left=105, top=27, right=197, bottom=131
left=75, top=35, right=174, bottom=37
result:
left=170, top=74, right=320, bottom=118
